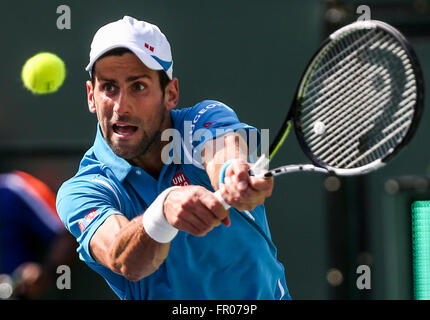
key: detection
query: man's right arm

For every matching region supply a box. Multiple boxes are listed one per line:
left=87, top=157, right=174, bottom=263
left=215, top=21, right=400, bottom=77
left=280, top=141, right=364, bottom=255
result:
left=89, top=186, right=228, bottom=282
left=89, top=214, right=170, bottom=281
left=57, top=178, right=172, bottom=282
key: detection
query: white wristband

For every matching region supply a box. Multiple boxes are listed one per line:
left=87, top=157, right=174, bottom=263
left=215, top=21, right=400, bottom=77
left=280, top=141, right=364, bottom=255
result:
left=142, top=186, right=180, bottom=243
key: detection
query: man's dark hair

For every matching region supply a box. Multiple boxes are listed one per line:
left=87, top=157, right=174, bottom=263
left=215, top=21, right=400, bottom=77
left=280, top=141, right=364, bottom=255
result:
left=90, top=47, right=171, bottom=93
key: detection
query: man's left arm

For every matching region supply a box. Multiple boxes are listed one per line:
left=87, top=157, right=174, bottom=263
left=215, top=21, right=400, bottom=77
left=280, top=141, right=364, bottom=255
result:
left=202, top=132, right=274, bottom=212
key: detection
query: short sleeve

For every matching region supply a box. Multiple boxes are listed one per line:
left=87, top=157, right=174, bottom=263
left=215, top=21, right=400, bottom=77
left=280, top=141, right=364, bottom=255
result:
left=56, top=174, right=124, bottom=264
left=183, top=100, right=261, bottom=166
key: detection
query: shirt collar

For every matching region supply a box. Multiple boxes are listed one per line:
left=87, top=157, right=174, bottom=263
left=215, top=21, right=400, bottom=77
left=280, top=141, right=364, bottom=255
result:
left=93, top=124, right=134, bottom=182
left=92, top=110, right=179, bottom=184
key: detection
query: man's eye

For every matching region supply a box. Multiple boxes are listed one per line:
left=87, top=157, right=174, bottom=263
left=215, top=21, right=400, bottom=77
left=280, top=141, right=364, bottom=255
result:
left=133, top=83, right=145, bottom=91
left=103, top=84, right=115, bottom=92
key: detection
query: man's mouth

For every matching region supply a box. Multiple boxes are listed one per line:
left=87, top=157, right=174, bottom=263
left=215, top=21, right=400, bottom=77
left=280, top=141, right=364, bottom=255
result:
left=112, top=124, right=138, bottom=137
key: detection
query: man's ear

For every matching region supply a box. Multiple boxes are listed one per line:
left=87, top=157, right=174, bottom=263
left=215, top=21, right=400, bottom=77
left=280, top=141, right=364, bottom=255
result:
left=164, top=78, right=179, bottom=111
left=86, top=80, right=96, bottom=113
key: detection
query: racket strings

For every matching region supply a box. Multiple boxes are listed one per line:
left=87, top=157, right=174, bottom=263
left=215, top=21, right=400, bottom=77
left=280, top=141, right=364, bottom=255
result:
left=311, top=87, right=395, bottom=165
left=310, top=84, right=392, bottom=159
left=301, top=32, right=396, bottom=124
left=304, top=46, right=409, bottom=147
left=352, top=45, right=416, bottom=161
left=335, top=80, right=414, bottom=167
left=325, top=73, right=414, bottom=168
left=302, top=57, right=397, bottom=136
left=306, top=61, right=415, bottom=153
left=346, top=50, right=416, bottom=167
left=296, top=27, right=417, bottom=169
left=300, top=29, right=387, bottom=104
left=299, top=36, right=397, bottom=135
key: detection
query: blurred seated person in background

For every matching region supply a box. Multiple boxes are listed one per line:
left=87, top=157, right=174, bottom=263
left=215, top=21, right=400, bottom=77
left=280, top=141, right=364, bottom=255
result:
left=0, top=171, right=77, bottom=299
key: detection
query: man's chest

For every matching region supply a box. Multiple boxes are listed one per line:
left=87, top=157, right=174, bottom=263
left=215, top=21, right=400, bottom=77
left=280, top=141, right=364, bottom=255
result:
left=120, top=164, right=211, bottom=218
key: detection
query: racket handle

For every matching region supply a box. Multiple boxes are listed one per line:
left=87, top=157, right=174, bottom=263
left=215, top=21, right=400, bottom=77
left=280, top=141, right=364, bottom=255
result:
left=215, top=155, right=270, bottom=209
left=214, top=189, right=231, bottom=210
left=265, top=164, right=329, bottom=177
left=248, top=154, right=270, bottom=176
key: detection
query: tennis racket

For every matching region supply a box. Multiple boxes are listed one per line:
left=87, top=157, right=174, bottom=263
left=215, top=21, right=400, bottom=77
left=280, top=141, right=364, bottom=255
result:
left=214, top=19, right=424, bottom=208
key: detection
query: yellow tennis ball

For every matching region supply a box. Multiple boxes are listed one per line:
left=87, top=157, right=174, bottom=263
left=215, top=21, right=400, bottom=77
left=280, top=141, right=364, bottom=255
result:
left=21, top=52, right=66, bottom=94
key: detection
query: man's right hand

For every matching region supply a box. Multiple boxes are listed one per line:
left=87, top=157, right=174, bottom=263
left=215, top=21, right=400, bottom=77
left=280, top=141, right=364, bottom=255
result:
left=163, top=186, right=230, bottom=237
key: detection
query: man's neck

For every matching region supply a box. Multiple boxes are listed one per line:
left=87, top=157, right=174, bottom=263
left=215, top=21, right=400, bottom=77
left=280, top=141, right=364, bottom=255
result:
left=130, top=114, right=172, bottom=180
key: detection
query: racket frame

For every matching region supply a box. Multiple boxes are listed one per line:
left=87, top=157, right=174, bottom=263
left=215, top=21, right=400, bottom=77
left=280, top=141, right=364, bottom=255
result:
left=277, top=20, right=425, bottom=176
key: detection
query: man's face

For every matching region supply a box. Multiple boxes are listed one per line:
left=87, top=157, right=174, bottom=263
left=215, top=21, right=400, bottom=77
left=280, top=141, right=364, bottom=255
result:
left=87, top=53, right=172, bottom=161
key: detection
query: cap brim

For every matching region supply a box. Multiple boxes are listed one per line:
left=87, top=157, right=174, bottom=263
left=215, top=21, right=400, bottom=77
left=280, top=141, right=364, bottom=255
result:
left=85, top=43, right=164, bottom=75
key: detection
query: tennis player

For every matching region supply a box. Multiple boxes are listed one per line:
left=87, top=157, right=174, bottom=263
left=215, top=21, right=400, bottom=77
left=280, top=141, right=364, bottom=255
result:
left=56, top=16, right=290, bottom=300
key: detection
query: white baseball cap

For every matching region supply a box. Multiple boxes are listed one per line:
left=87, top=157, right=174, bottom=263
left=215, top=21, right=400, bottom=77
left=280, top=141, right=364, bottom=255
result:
left=85, top=16, right=173, bottom=79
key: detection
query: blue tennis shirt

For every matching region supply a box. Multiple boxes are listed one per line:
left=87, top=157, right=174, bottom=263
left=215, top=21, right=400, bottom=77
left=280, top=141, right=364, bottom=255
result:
left=56, top=100, right=290, bottom=300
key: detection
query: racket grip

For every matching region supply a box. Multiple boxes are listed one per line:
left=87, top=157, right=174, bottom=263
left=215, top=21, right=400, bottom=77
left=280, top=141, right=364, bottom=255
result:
left=248, top=154, right=270, bottom=177
left=214, top=189, right=231, bottom=210
left=215, top=154, right=269, bottom=210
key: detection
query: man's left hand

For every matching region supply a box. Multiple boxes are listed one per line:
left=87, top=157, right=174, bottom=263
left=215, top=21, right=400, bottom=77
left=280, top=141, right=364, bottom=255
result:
left=218, top=159, right=274, bottom=212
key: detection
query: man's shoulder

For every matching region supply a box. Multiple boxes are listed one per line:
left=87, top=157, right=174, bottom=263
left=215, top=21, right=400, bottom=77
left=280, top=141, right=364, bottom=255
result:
left=174, top=100, right=234, bottom=116
left=57, top=158, right=116, bottom=200
left=172, top=100, right=238, bottom=128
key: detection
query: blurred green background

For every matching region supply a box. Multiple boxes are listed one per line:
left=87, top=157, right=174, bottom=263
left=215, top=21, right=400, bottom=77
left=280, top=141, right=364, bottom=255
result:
left=1, top=0, right=430, bottom=299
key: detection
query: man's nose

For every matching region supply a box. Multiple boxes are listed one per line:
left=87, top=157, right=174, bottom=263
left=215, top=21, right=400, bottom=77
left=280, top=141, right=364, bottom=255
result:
left=113, top=91, right=132, bottom=115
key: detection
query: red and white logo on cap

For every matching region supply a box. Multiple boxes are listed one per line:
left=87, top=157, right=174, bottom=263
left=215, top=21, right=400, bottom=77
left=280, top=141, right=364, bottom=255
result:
left=144, top=43, right=154, bottom=52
